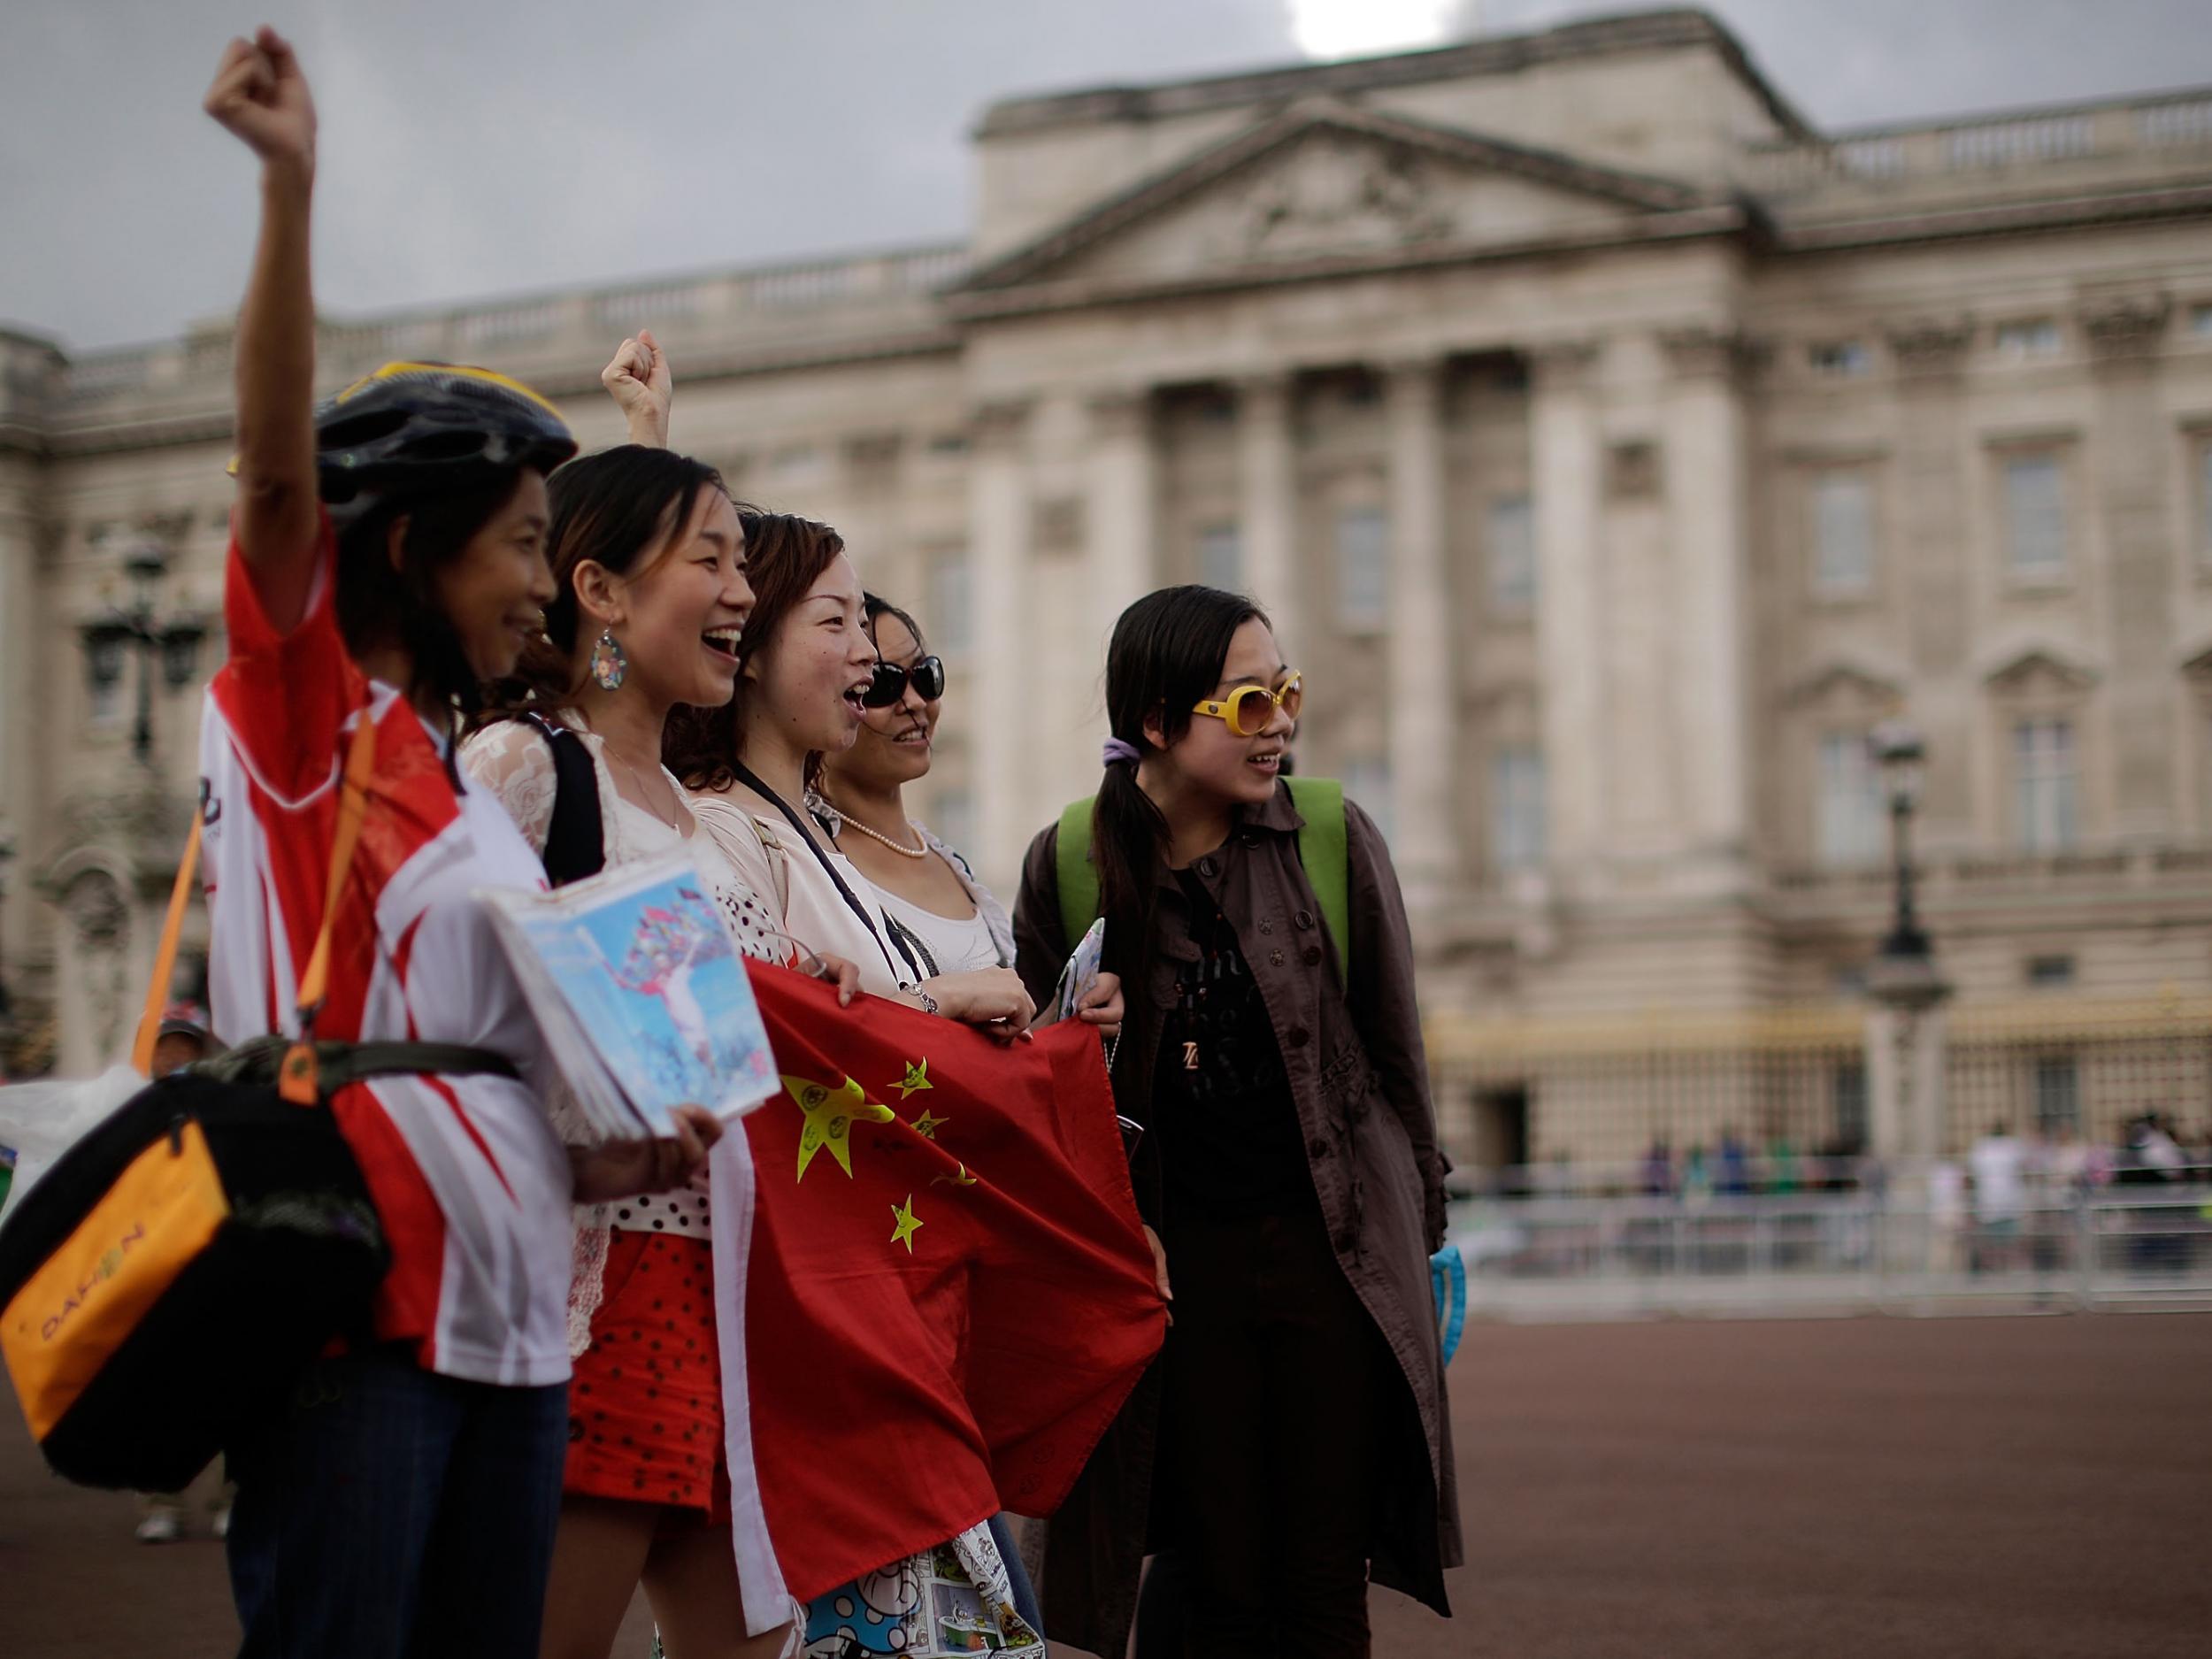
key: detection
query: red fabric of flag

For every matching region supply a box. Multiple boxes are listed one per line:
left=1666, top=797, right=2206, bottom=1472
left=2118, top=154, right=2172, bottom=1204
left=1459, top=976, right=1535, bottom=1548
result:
left=739, top=961, right=1164, bottom=1602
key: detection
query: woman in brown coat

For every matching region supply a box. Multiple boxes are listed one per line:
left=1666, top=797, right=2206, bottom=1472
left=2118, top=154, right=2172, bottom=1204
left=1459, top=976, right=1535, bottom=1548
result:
left=1012, top=586, right=1461, bottom=1658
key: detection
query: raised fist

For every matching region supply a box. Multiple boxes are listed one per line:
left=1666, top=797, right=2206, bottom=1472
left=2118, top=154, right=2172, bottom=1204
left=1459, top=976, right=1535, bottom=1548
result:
left=204, top=27, right=317, bottom=177
left=602, top=330, right=673, bottom=447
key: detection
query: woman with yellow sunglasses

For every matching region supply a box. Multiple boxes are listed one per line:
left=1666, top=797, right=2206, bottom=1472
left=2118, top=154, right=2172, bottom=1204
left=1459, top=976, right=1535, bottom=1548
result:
left=1010, top=587, right=1459, bottom=1659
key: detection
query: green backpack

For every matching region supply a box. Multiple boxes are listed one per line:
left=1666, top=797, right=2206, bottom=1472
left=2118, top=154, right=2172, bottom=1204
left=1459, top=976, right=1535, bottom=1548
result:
left=1055, top=776, right=1350, bottom=980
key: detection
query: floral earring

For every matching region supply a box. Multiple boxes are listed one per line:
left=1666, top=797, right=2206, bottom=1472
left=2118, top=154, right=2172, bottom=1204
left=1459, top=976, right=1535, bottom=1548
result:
left=590, top=627, right=628, bottom=692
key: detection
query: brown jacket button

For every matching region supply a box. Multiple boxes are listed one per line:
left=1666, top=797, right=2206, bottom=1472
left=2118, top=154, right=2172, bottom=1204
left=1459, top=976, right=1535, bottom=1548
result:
left=1258, top=919, right=1274, bottom=935
left=1294, top=909, right=1316, bottom=930
left=1303, top=945, right=1323, bottom=967
left=1269, top=949, right=1285, bottom=967
left=1287, top=1025, right=1310, bottom=1049
left=1309, top=1137, right=1331, bottom=1159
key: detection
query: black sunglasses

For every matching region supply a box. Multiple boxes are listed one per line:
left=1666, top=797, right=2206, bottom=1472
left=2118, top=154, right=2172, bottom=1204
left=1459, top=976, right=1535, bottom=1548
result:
left=862, top=654, right=948, bottom=708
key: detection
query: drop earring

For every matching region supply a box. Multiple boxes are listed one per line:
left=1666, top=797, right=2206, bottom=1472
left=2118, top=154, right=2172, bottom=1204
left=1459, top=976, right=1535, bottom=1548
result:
left=590, top=628, right=628, bottom=692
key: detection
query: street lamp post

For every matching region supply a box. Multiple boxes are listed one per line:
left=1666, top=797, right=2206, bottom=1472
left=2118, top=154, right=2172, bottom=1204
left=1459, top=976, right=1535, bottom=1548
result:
left=80, top=541, right=208, bottom=767
left=1870, top=720, right=1931, bottom=961
left=1862, top=721, right=1952, bottom=1185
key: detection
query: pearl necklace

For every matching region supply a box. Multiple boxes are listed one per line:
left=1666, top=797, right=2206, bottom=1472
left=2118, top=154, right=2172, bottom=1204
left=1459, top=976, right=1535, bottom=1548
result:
left=827, top=801, right=928, bottom=859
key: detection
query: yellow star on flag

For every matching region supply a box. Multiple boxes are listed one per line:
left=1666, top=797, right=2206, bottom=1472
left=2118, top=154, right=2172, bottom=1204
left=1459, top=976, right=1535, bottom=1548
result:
left=931, top=1161, right=979, bottom=1190
left=786, top=1073, right=896, bottom=1183
left=911, top=1110, right=949, bottom=1140
left=890, top=1194, right=924, bottom=1253
left=894, top=1058, right=934, bottom=1099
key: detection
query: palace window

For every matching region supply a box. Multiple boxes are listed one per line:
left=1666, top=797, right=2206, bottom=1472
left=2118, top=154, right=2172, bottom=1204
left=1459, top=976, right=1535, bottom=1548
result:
left=1334, top=505, right=1388, bottom=632
left=1486, top=495, right=1536, bottom=613
left=1196, top=522, right=1242, bottom=593
left=929, top=546, right=973, bottom=657
left=1809, top=469, right=1876, bottom=596
left=1342, top=753, right=1395, bottom=845
left=1810, top=340, right=1872, bottom=379
left=1816, top=732, right=1886, bottom=866
left=2001, top=452, right=2069, bottom=580
left=932, top=787, right=976, bottom=859
left=1993, top=319, right=2062, bottom=360
left=2033, top=1056, right=2081, bottom=1133
left=1491, top=746, right=1547, bottom=872
left=2014, top=716, right=2078, bottom=852
left=2196, top=440, right=2212, bottom=564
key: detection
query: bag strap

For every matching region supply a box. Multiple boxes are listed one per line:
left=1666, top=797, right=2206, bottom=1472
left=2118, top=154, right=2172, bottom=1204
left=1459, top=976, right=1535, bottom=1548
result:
left=279, top=710, right=380, bottom=1104
left=1284, top=776, right=1351, bottom=983
left=1055, top=796, right=1098, bottom=956
left=525, top=714, right=606, bottom=887
left=1052, top=780, right=1349, bottom=979
left=204, top=1033, right=518, bottom=1093
left=130, top=811, right=205, bottom=1078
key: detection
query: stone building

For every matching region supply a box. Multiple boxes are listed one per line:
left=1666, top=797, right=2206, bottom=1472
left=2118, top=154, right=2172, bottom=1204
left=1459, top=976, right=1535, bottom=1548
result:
left=5, top=9, right=2212, bottom=1170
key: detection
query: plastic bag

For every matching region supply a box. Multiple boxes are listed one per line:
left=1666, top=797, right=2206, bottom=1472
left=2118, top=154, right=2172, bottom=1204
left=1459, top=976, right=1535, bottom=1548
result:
left=0, top=1066, right=143, bottom=1222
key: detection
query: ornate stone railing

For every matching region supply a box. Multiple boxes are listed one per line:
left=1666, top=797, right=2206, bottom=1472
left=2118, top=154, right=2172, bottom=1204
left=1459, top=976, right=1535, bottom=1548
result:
left=58, top=242, right=971, bottom=409
left=1742, top=88, right=2212, bottom=196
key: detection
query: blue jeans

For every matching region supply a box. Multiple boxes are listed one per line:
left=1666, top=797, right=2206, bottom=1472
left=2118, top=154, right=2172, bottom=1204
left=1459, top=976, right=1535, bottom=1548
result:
left=226, top=1344, right=568, bottom=1659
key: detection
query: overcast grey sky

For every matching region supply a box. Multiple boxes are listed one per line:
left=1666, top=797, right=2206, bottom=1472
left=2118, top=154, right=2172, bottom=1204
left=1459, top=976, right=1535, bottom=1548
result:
left=5, top=1, right=2208, bottom=350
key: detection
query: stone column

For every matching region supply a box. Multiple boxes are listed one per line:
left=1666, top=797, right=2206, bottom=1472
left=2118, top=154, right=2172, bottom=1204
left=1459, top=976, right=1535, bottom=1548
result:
left=1530, top=340, right=1604, bottom=882
left=1237, top=371, right=1300, bottom=657
left=1384, top=354, right=1457, bottom=907
left=1865, top=955, right=1954, bottom=1167
left=968, top=399, right=1033, bottom=891
left=2081, top=293, right=2175, bottom=839
left=1085, top=387, right=1156, bottom=659
left=1659, top=327, right=1756, bottom=879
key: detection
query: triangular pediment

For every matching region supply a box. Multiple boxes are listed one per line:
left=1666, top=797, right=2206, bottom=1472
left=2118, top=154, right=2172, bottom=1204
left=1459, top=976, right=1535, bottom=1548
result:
left=1785, top=661, right=1904, bottom=714
left=1984, top=645, right=2097, bottom=695
left=958, top=99, right=1737, bottom=306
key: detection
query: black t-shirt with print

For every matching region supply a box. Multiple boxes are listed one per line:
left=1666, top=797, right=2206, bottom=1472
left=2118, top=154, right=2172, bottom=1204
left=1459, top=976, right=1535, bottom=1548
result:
left=1153, top=869, right=1316, bottom=1224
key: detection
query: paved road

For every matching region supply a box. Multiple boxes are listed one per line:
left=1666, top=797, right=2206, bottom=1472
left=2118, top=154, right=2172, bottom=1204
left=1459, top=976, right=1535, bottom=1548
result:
left=5, top=1314, right=2208, bottom=1657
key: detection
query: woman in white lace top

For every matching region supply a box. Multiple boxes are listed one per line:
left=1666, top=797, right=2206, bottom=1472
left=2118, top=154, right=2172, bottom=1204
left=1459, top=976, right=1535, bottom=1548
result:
left=461, top=414, right=802, bottom=1659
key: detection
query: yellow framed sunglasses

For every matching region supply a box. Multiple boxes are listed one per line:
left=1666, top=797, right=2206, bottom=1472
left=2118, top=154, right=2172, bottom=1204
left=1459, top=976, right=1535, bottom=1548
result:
left=1193, top=671, right=1303, bottom=738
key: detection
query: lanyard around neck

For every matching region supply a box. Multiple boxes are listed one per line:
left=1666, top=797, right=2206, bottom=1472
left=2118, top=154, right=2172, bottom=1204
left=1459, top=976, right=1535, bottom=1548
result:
left=727, top=758, right=922, bottom=987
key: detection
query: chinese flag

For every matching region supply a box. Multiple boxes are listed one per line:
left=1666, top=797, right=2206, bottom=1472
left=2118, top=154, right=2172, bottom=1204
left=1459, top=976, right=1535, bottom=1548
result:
left=718, top=961, right=1165, bottom=1611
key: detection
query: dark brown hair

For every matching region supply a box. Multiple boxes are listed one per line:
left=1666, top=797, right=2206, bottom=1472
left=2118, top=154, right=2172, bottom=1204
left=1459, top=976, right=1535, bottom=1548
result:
left=475, top=444, right=737, bottom=726
left=336, top=471, right=536, bottom=720
left=663, top=508, right=847, bottom=792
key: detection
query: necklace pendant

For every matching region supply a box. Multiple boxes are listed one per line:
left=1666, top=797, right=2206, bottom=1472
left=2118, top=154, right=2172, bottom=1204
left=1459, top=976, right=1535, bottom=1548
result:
left=1183, top=1041, right=1200, bottom=1071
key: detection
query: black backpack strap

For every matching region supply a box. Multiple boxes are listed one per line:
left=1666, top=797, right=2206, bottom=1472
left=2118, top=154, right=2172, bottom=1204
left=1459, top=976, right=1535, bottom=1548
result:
left=197, top=1036, right=521, bottom=1094
left=523, top=713, right=605, bottom=887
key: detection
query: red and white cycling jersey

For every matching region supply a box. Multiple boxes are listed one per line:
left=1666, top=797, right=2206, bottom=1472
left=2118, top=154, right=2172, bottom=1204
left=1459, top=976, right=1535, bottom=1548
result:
left=197, top=515, right=572, bottom=1386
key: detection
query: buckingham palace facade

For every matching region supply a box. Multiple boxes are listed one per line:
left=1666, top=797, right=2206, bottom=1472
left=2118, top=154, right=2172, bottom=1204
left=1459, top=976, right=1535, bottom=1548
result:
left=8, top=9, right=2212, bottom=1171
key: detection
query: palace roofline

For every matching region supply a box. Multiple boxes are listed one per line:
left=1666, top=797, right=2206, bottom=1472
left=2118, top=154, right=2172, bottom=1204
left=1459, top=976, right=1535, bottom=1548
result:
left=973, top=9, right=1820, bottom=142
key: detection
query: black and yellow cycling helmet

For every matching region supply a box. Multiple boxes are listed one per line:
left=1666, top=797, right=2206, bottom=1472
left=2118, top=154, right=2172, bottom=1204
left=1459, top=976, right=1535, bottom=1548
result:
left=311, top=361, right=577, bottom=524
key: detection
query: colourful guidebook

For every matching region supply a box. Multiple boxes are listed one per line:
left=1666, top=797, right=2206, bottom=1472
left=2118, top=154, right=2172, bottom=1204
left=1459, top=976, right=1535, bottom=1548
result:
left=478, top=850, right=780, bottom=1140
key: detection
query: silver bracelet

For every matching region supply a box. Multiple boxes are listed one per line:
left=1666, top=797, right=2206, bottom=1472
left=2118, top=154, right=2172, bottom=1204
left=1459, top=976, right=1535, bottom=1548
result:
left=915, top=988, right=940, bottom=1017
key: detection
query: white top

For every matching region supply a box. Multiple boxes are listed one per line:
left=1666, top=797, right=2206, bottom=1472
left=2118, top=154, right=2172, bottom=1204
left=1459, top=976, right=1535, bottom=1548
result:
left=873, top=884, right=1002, bottom=977
left=691, top=790, right=919, bottom=999
left=1968, top=1135, right=2028, bottom=1222
left=462, top=719, right=789, bottom=1240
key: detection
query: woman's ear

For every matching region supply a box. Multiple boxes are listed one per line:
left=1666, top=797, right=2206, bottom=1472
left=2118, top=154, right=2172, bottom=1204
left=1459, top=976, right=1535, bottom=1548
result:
left=382, top=515, right=411, bottom=574
left=571, top=558, right=622, bottom=630
left=1141, top=703, right=1171, bottom=752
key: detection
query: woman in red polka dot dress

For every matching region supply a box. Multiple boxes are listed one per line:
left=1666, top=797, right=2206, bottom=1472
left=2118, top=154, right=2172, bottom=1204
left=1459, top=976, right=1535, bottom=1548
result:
left=465, top=404, right=826, bottom=1658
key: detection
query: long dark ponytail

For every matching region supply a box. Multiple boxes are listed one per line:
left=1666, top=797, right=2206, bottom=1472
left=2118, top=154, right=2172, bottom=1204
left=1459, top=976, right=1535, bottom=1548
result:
left=1094, top=585, right=1265, bottom=953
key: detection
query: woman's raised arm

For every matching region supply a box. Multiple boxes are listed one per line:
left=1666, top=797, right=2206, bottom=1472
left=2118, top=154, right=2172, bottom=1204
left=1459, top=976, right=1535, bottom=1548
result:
left=205, top=27, right=320, bottom=632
